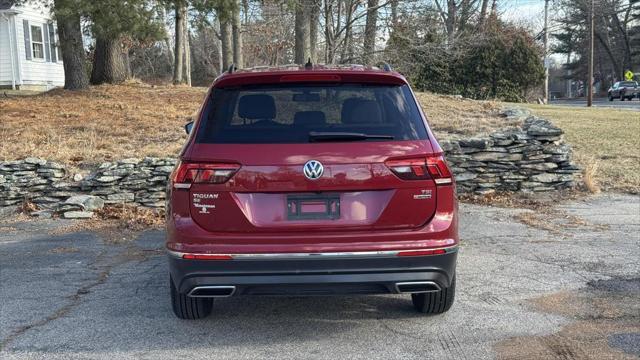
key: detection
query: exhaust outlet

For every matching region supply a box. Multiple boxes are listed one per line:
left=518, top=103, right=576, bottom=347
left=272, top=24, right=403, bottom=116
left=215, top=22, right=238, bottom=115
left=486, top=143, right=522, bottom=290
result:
left=188, top=285, right=236, bottom=298
left=395, top=281, right=441, bottom=294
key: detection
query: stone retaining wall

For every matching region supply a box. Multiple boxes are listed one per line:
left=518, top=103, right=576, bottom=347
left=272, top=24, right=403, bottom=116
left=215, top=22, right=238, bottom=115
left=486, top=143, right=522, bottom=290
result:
left=0, top=111, right=580, bottom=218
left=0, top=157, right=176, bottom=217
left=439, top=115, right=580, bottom=194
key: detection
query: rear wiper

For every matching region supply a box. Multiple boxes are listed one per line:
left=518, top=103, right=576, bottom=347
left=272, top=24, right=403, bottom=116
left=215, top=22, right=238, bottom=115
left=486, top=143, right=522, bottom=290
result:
left=309, top=131, right=394, bottom=142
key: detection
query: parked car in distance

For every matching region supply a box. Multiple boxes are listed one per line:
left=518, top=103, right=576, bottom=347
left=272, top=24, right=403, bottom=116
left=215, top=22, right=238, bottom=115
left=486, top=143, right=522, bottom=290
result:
left=608, top=81, right=639, bottom=101
left=166, top=64, right=458, bottom=319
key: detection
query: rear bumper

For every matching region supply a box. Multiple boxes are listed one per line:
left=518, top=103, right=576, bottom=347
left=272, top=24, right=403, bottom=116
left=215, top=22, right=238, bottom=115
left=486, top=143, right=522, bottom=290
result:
left=168, top=249, right=457, bottom=296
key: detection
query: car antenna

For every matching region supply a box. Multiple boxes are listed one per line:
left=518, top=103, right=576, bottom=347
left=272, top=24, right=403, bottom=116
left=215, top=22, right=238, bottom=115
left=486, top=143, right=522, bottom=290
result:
left=381, top=62, right=392, bottom=72
left=304, top=58, right=313, bottom=70
left=228, top=64, right=236, bottom=73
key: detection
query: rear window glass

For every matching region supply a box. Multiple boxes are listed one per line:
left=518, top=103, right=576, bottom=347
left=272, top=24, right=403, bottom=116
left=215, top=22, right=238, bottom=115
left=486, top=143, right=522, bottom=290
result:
left=195, top=84, right=428, bottom=144
left=621, top=81, right=637, bottom=86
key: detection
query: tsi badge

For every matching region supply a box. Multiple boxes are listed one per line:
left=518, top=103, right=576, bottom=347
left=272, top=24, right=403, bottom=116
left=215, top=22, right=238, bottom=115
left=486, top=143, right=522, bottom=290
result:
left=413, top=189, right=432, bottom=200
left=192, top=193, right=218, bottom=214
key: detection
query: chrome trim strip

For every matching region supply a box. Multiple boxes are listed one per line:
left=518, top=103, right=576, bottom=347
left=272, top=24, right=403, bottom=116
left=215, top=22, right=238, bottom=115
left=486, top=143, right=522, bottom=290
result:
left=173, top=183, right=191, bottom=189
left=188, top=285, right=236, bottom=298
left=395, top=281, right=441, bottom=293
left=166, top=245, right=458, bottom=260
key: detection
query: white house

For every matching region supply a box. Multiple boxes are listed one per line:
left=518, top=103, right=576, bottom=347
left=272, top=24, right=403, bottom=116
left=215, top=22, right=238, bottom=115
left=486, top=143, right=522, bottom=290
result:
left=0, top=0, right=64, bottom=90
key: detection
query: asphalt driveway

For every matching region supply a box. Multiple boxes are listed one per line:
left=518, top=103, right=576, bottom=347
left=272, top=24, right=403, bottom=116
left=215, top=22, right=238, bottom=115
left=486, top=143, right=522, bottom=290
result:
left=1, top=193, right=638, bottom=359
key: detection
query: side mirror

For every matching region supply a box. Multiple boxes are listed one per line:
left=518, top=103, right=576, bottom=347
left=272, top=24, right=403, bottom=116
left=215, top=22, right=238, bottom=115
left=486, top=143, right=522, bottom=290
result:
left=184, top=121, right=194, bottom=134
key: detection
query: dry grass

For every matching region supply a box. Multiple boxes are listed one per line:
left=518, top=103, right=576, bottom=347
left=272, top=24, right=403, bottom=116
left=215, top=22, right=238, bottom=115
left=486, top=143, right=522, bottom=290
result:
left=525, top=104, right=640, bottom=193
left=415, top=92, right=517, bottom=138
left=583, top=157, right=601, bottom=194
left=0, top=85, right=511, bottom=166
left=95, top=204, right=164, bottom=231
left=0, top=83, right=206, bottom=166
left=45, top=204, right=164, bottom=243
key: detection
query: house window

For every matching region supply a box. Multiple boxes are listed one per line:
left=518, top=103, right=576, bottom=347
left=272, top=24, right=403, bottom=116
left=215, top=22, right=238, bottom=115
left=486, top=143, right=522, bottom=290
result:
left=30, top=25, right=44, bottom=59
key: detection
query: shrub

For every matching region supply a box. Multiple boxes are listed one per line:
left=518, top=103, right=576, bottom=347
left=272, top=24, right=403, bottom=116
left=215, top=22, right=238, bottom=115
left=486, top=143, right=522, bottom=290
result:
left=410, top=29, right=544, bottom=102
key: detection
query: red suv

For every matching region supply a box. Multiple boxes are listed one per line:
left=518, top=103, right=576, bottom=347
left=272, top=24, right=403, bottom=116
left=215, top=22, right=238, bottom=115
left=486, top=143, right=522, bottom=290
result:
left=166, top=65, right=458, bottom=319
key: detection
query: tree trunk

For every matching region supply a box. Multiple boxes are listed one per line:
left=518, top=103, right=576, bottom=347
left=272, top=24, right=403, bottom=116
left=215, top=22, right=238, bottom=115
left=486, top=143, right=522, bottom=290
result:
left=446, top=0, right=456, bottom=43
left=478, top=0, right=490, bottom=29
left=123, top=49, right=132, bottom=79
left=90, top=37, right=126, bottom=85
left=232, top=2, right=244, bottom=68
left=390, top=0, right=398, bottom=30
left=164, top=38, right=174, bottom=69
left=309, top=0, right=320, bottom=63
left=595, top=31, right=622, bottom=79
left=216, top=19, right=224, bottom=74
left=294, top=0, right=311, bottom=64
left=220, top=18, right=233, bottom=70
left=53, top=0, right=88, bottom=90
left=362, top=0, right=379, bottom=65
left=324, top=0, right=332, bottom=63
left=341, top=0, right=355, bottom=63
left=184, top=24, right=191, bottom=86
left=242, top=0, right=249, bottom=24
left=173, top=1, right=186, bottom=84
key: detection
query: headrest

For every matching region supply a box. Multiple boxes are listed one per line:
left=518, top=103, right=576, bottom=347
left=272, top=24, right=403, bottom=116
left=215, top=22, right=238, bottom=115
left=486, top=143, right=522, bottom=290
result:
left=238, top=94, right=276, bottom=119
left=341, top=98, right=382, bottom=124
left=294, top=111, right=326, bottom=127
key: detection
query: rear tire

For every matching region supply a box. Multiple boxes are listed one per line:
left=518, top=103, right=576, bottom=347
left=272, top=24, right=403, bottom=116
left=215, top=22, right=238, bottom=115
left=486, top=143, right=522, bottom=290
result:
left=170, top=276, right=213, bottom=319
left=411, top=275, right=456, bottom=314
left=608, top=94, right=614, bottom=101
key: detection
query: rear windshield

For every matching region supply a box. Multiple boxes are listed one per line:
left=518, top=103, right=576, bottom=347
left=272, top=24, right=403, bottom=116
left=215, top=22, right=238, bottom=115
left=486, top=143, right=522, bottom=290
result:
left=620, top=81, right=638, bottom=87
left=195, top=84, right=428, bottom=144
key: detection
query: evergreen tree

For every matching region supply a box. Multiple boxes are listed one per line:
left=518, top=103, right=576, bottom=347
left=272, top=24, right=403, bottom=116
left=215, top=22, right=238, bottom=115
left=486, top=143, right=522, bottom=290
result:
left=87, top=0, right=165, bottom=84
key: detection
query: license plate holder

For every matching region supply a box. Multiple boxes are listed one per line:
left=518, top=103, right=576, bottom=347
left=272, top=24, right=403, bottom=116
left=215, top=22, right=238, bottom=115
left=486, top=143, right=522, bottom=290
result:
left=286, top=194, right=340, bottom=220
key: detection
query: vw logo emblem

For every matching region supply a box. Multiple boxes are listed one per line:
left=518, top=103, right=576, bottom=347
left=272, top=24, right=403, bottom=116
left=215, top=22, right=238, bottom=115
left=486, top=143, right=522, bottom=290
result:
left=303, top=160, right=324, bottom=180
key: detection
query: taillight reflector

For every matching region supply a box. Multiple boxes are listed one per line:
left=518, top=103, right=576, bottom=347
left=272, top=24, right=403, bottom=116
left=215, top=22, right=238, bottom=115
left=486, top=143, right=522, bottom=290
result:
left=182, top=254, right=233, bottom=260
left=397, top=249, right=446, bottom=257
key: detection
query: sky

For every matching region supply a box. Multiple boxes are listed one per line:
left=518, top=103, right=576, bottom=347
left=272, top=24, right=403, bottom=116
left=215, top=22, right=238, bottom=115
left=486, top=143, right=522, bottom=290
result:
left=501, top=0, right=568, bottom=64
left=502, top=0, right=547, bottom=30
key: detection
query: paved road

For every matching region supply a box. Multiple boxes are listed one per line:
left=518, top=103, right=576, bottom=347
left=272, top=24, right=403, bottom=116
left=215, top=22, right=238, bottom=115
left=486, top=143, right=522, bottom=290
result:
left=550, top=97, right=640, bottom=110
left=1, top=194, right=639, bottom=359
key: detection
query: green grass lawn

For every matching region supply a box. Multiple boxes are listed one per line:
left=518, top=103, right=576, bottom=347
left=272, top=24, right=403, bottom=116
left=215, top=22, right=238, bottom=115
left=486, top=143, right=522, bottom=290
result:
left=525, top=104, right=640, bottom=193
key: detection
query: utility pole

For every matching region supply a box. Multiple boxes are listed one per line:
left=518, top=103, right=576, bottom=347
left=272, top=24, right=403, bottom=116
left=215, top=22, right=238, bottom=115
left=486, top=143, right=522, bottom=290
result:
left=543, top=0, right=550, bottom=103
left=587, top=0, right=594, bottom=107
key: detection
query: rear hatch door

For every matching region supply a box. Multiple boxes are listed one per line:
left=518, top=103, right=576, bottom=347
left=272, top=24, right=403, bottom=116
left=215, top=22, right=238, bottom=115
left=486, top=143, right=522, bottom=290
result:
left=185, top=81, right=437, bottom=233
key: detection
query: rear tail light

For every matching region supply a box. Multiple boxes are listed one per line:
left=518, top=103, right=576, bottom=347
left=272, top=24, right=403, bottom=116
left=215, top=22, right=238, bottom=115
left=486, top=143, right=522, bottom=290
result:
left=172, top=162, right=240, bottom=189
left=426, top=155, right=453, bottom=184
left=385, top=155, right=453, bottom=184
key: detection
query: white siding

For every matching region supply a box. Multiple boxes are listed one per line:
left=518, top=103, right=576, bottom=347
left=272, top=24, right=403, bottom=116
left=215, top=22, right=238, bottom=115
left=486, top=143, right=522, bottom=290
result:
left=0, top=14, right=17, bottom=85
left=13, top=3, right=65, bottom=88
